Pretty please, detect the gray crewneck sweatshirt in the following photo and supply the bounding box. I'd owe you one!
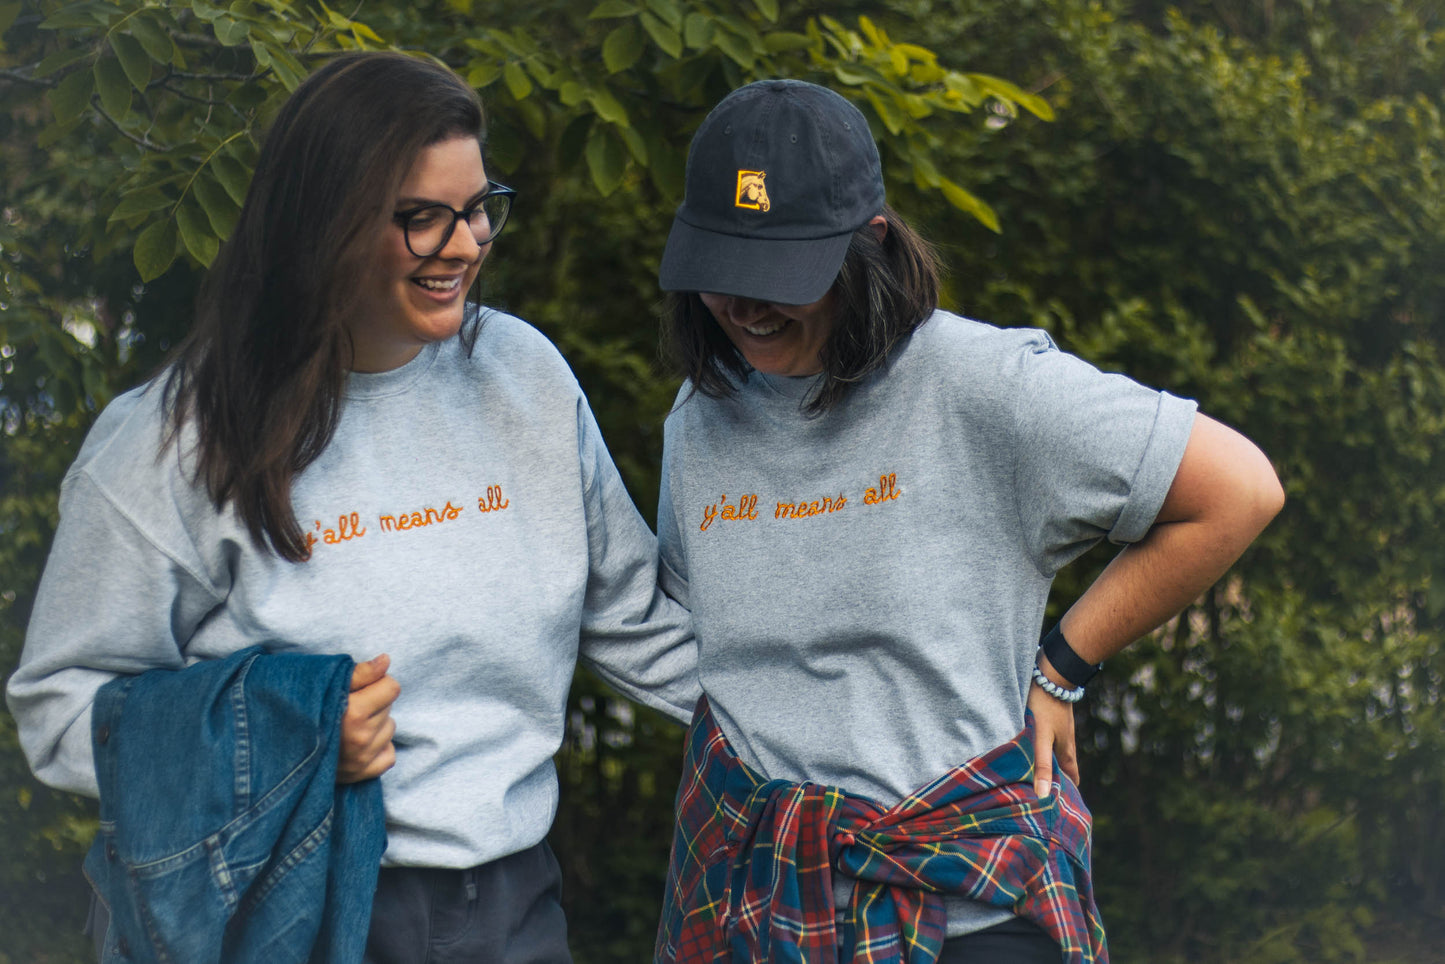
[657,311,1197,936]
[8,310,700,869]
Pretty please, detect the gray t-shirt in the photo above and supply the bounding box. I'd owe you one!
[9,311,700,869]
[657,310,1196,935]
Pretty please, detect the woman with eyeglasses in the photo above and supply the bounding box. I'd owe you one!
[8,52,697,963]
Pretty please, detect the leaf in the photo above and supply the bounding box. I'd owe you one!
[751,0,778,22]
[603,23,644,74]
[213,17,250,46]
[588,0,637,18]
[35,45,92,78]
[682,13,712,49]
[966,73,1055,121]
[0,0,21,39]
[516,96,546,139]
[210,155,252,204]
[941,73,984,109]
[639,12,681,59]
[711,29,754,69]
[40,8,101,29]
[93,56,131,116]
[50,69,95,123]
[858,14,881,46]
[938,177,999,233]
[129,12,177,62]
[249,38,273,74]
[585,124,628,195]
[176,200,220,265]
[467,61,501,88]
[107,188,173,224]
[863,88,904,136]
[193,172,239,238]
[762,31,811,54]
[558,81,586,107]
[351,20,383,43]
[503,62,532,100]
[586,86,628,126]
[619,124,647,165]
[644,0,682,30]
[831,63,878,87]
[266,45,306,90]
[191,0,226,21]
[907,149,940,189]
[109,32,150,92]
[134,217,178,281]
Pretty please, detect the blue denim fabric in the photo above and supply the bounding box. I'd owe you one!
[83,645,387,964]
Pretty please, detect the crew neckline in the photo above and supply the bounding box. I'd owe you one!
[345,340,441,399]
[754,369,824,402]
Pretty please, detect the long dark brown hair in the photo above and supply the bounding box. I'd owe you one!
[663,205,941,415]
[163,52,485,562]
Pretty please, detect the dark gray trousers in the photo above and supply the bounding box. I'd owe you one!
[364,841,572,964]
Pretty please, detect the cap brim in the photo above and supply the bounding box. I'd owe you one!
[658,217,853,306]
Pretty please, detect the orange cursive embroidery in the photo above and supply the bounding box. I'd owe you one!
[700,493,759,531]
[863,473,900,505]
[303,511,367,558]
[477,485,510,513]
[774,493,847,520]
[379,500,465,532]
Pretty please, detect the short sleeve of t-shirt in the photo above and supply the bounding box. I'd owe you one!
[1006,332,1197,574]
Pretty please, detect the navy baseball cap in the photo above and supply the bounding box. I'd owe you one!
[658,79,885,306]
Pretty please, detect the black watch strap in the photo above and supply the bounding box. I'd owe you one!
[1040,623,1102,688]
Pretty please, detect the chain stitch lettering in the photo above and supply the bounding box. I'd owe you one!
[477,485,510,513]
[863,472,900,506]
[700,493,759,532]
[774,493,848,520]
[379,500,465,532]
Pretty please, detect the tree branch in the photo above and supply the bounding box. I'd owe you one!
[0,67,55,89]
[161,67,261,83]
[90,96,170,152]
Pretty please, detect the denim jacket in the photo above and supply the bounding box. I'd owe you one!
[84,645,387,963]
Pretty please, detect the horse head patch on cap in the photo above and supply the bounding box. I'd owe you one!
[735,170,770,212]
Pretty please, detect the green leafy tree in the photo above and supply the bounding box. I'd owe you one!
[887,0,1444,960]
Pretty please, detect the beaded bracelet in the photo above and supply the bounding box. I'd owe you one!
[1031,664,1086,704]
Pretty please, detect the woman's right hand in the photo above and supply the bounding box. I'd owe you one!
[338,654,401,783]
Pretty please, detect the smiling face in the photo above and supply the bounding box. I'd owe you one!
[347,135,490,372]
[699,290,837,377]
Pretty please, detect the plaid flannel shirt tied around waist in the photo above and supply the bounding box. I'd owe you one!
[654,697,1108,964]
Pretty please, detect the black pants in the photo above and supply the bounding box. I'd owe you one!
[936,916,1060,963]
[365,842,572,964]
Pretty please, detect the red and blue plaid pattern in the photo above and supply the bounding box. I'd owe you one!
[655,697,1108,964]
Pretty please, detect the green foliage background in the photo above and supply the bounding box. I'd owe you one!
[1,0,1442,961]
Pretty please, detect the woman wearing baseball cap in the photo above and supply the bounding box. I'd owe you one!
[652,79,1283,963]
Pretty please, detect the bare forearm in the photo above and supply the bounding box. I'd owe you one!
[1047,413,1284,671]
[1058,517,1256,663]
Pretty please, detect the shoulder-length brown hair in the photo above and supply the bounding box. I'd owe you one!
[163,52,485,562]
[663,205,941,415]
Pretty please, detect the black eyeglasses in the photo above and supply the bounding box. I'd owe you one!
[392,183,516,258]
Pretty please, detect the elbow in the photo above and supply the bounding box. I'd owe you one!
[1241,452,1286,537]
